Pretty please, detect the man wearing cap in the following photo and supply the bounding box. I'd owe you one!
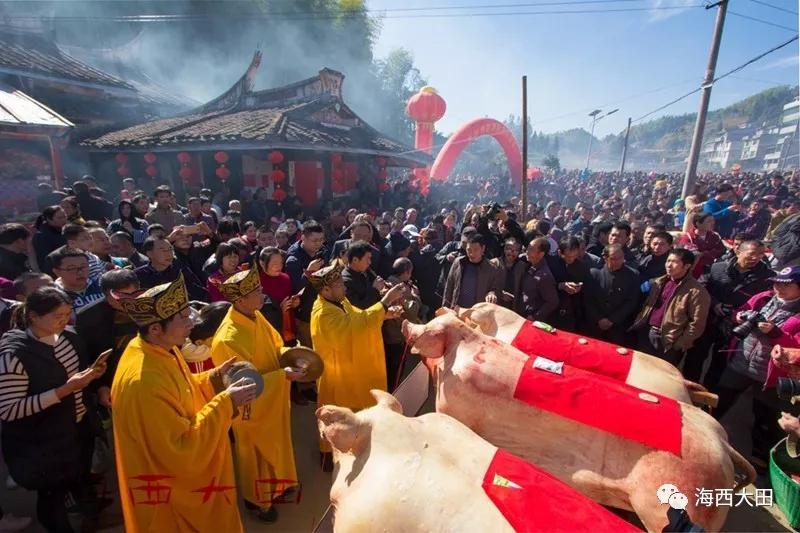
[112,275,256,533]
[210,268,305,523]
[713,265,800,466]
[310,264,405,469]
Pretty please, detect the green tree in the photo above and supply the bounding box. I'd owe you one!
[372,48,427,144]
[542,153,560,172]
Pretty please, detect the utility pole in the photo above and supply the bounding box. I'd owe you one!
[682,0,728,198]
[521,76,528,221]
[619,117,632,174]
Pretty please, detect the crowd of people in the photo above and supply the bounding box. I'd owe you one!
[0,166,797,531]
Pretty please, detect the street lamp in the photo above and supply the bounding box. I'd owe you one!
[585,108,619,170]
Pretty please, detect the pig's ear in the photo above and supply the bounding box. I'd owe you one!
[435,307,455,317]
[316,405,367,453]
[371,389,403,414]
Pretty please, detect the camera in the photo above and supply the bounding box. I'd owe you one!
[776,377,800,401]
[732,311,765,339]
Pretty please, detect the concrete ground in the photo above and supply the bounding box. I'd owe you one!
[0,366,796,532]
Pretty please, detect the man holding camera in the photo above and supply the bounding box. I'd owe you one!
[686,240,774,386]
[713,266,800,466]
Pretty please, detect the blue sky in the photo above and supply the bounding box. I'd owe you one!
[369,0,799,137]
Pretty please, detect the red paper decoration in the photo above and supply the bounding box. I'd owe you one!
[177,152,191,164]
[268,151,284,165]
[273,188,287,202]
[179,167,193,181]
[117,166,130,177]
[215,167,231,181]
[214,151,229,164]
[378,168,388,180]
[270,170,286,183]
[331,169,344,181]
[144,152,157,164]
[145,165,158,177]
[331,153,343,164]
[115,153,128,164]
[379,182,389,193]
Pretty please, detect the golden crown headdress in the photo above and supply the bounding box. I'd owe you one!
[219,268,261,302]
[308,263,343,292]
[121,274,189,327]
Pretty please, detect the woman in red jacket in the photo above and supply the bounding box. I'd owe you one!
[258,247,299,344]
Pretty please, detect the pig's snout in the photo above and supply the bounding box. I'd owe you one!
[402,320,446,359]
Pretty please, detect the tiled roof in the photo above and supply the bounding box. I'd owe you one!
[82,60,425,162]
[0,81,73,128]
[0,29,133,90]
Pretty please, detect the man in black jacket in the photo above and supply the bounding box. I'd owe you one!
[637,231,673,281]
[75,269,140,410]
[686,240,774,386]
[547,236,590,332]
[436,226,476,297]
[411,229,442,319]
[583,244,641,345]
[284,221,326,348]
[342,241,382,309]
[0,224,31,282]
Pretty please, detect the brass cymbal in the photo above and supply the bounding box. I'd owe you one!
[279,346,324,382]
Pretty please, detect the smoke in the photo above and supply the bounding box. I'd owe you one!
[2,0,406,139]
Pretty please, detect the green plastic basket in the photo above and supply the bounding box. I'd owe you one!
[769,438,800,529]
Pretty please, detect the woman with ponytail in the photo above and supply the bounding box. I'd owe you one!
[0,287,106,532]
[31,206,67,273]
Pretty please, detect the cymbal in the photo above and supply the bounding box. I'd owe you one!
[225,361,265,398]
[279,346,324,382]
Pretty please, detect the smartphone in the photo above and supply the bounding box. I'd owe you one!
[92,349,112,369]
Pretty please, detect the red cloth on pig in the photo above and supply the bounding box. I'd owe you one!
[513,357,682,456]
[482,448,640,532]
[511,320,632,382]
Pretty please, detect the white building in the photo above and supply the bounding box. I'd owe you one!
[701,125,754,169]
[763,98,799,172]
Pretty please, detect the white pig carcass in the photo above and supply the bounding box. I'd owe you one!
[402,313,756,532]
[450,302,710,404]
[317,390,641,532]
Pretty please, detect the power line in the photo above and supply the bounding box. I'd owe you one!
[633,34,799,122]
[747,0,798,16]
[1,3,706,22]
[727,10,798,32]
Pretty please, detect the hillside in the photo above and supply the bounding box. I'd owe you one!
[506,85,798,171]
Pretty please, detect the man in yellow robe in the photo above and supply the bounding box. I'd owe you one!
[309,264,405,466]
[112,274,257,533]
[210,268,305,523]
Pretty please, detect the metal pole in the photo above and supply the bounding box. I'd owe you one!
[619,117,632,174]
[585,116,597,170]
[521,76,528,221]
[682,0,728,198]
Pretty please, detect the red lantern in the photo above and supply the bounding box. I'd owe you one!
[115,153,128,164]
[179,167,193,181]
[268,151,284,165]
[145,165,158,177]
[331,153,343,164]
[379,182,389,193]
[331,169,344,180]
[376,157,387,167]
[331,180,345,194]
[214,151,229,164]
[177,152,191,164]
[270,170,286,183]
[273,188,287,202]
[116,166,130,177]
[406,87,447,124]
[144,152,157,164]
[378,168,388,180]
[215,167,231,181]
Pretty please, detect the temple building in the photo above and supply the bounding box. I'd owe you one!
[82,52,428,206]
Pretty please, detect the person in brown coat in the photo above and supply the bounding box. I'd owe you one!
[442,233,502,309]
[630,248,711,367]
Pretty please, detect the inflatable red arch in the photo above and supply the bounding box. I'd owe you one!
[430,118,523,187]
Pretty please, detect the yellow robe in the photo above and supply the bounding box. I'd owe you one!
[111,336,242,533]
[311,297,386,450]
[210,308,297,508]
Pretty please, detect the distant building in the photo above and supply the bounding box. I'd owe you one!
[701,125,754,170]
[739,123,778,171]
[763,98,799,172]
